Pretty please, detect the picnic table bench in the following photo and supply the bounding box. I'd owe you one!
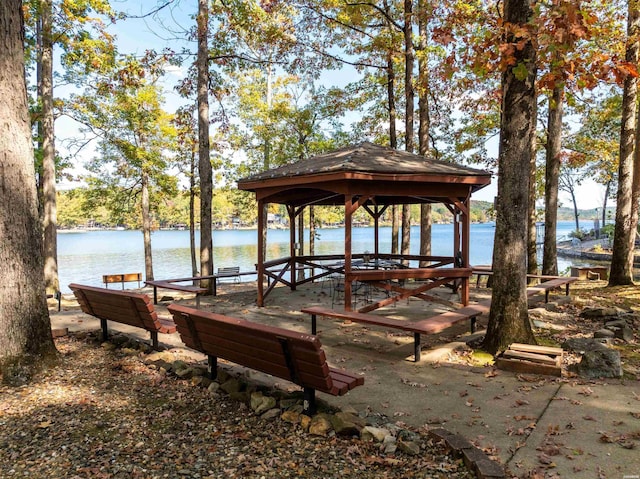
[145,279,208,307]
[146,269,257,306]
[526,277,578,302]
[167,304,364,415]
[473,269,578,302]
[69,283,176,350]
[301,304,484,362]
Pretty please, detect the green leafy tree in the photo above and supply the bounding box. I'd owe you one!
[68,53,178,280]
[24,0,116,295]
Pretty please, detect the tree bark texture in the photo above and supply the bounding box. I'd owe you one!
[400,0,414,262]
[418,4,432,267]
[385,0,399,255]
[0,0,56,370]
[197,0,214,293]
[542,85,564,276]
[483,0,537,354]
[610,0,639,286]
[527,99,538,279]
[141,170,154,281]
[189,150,198,281]
[39,0,59,295]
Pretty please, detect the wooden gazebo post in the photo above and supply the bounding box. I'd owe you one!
[344,195,354,311]
[288,205,297,291]
[257,199,266,307]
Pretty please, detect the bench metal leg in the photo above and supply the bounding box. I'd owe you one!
[100,318,109,342]
[545,290,550,303]
[470,316,477,333]
[196,294,201,309]
[303,387,317,416]
[150,331,159,350]
[55,291,61,312]
[153,286,158,305]
[565,285,570,296]
[207,355,218,380]
[311,314,317,335]
[414,333,421,362]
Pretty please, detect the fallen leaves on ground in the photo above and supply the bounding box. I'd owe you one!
[0,336,473,479]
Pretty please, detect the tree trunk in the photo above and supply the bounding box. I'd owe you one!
[385,0,399,256]
[571,188,580,233]
[40,0,59,295]
[401,0,414,263]
[391,206,399,254]
[197,0,214,292]
[0,0,57,375]
[309,206,315,258]
[610,0,639,286]
[189,150,198,281]
[542,85,564,276]
[602,181,610,227]
[141,170,154,281]
[527,97,538,279]
[483,0,537,354]
[418,0,432,267]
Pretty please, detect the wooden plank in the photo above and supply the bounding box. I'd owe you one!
[503,350,559,365]
[495,358,562,377]
[509,343,563,356]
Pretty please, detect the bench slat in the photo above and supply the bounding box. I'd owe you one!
[168,304,363,409]
[174,321,331,372]
[75,297,159,332]
[69,283,175,349]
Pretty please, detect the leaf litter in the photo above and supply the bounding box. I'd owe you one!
[0,335,474,479]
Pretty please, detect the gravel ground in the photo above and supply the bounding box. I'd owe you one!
[0,334,473,479]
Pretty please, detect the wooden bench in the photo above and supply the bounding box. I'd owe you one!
[69,283,176,350]
[301,305,483,362]
[167,304,364,415]
[103,273,142,289]
[526,277,578,303]
[145,279,208,307]
[216,266,241,284]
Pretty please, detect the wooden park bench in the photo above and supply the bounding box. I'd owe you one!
[69,283,176,350]
[167,304,364,415]
[526,277,578,303]
[301,304,485,362]
[102,272,142,289]
[216,266,241,284]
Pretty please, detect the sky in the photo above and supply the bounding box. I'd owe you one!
[54,0,609,212]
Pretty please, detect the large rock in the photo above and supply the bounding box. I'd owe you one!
[562,338,609,353]
[361,426,390,443]
[579,307,620,319]
[250,392,277,415]
[572,349,623,379]
[309,415,332,436]
[220,378,243,394]
[330,412,366,437]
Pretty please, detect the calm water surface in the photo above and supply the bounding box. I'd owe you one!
[57,221,597,293]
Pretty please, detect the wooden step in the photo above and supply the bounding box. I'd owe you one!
[496,342,564,377]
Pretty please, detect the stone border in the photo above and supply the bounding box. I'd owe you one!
[427,428,506,479]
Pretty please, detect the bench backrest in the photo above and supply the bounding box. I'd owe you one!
[103,273,142,284]
[167,304,335,393]
[218,266,240,274]
[69,283,162,332]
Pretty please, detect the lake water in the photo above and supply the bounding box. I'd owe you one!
[57,221,597,293]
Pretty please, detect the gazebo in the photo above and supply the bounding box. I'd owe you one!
[237,142,492,311]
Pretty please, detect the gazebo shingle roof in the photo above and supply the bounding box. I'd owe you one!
[240,142,491,182]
